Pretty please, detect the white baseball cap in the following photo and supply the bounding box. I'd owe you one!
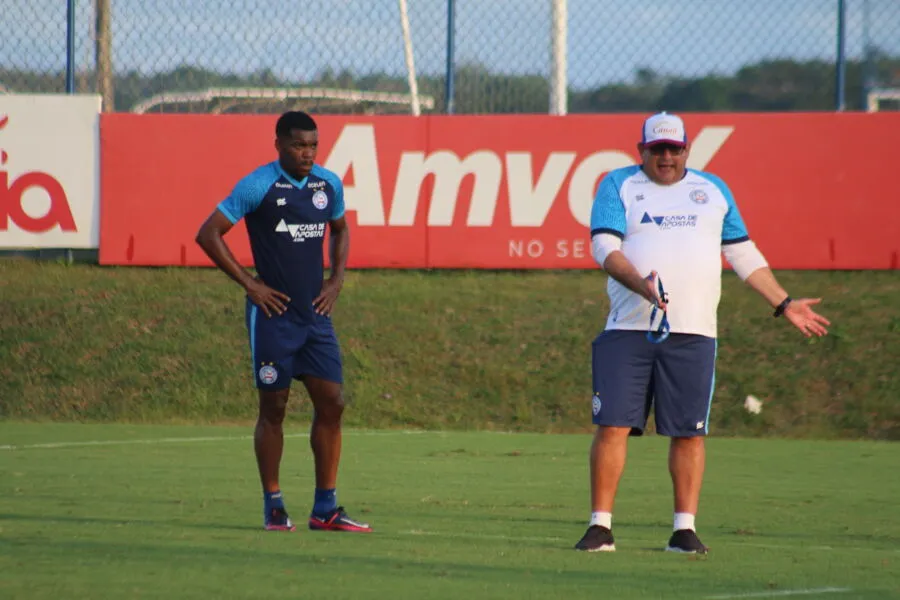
[641,112,687,147]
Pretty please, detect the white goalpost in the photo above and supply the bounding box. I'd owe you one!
[130,87,434,114]
[130,2,429,115]
[867,88,900,112]
[398,0,422,116]
[550,0,568,115]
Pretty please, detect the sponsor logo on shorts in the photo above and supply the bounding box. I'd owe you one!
[259,364,278,385]
[696,421,705,430]
[592,394,602,416]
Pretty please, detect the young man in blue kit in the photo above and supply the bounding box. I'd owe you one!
[196,111,371,533]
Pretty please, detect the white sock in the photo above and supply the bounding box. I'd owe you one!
[589,511,612,529]
[674,512,695,532]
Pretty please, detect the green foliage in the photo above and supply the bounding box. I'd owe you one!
[3,54,899,113]
[1,260,897,439]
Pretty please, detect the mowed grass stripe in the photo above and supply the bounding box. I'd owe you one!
[1,423,898,599]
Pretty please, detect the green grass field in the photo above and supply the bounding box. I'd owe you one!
[1,260,899,439]
[1,423,898,599]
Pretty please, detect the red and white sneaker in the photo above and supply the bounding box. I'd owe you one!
[308,506,372,533]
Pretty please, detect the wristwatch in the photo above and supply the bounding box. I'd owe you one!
[773,296,792,318]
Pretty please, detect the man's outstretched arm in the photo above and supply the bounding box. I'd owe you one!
[742,266,830,338]
[721,240,830,337]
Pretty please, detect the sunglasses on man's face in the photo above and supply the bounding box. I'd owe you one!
[647,144,686,156]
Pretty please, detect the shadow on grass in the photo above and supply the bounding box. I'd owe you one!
[0,512,259,532]
[0,528,724,588]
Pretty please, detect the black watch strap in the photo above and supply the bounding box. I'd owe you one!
[773,296,792,318]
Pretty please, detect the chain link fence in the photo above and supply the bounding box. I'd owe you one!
[2,0,899,113]
[1,0,95,95]
[568,0,900,112]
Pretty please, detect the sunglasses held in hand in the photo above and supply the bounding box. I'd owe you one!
[647,274,670,344]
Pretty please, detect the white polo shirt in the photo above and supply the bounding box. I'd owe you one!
[590,165,751,339]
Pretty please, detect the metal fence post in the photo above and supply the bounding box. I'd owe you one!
[445,0,456,114]
[66,0,75,93]
[862,0,875,110]
[96,0,114,111]
[835,0,847,111]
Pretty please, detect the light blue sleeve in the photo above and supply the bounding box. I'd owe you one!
[330,178,345,220]
[589,171,628,238]
[703,171,749,244]
[216,167,275,224]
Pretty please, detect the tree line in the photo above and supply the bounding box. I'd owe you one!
[2,54,898,114]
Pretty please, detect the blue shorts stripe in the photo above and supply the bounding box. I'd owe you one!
[703,339,718,434]
[249,303,258,371]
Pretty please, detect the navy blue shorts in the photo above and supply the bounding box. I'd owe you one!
[245,299,343,389]
[591,330,716,437]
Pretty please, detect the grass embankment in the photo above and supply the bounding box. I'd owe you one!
[1,260,897,439]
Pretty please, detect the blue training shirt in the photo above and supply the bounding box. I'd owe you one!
[218,161,345,324]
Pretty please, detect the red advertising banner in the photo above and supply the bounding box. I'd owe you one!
[100,113,900,269]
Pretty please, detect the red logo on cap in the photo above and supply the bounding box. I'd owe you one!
[653,125,679,136]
